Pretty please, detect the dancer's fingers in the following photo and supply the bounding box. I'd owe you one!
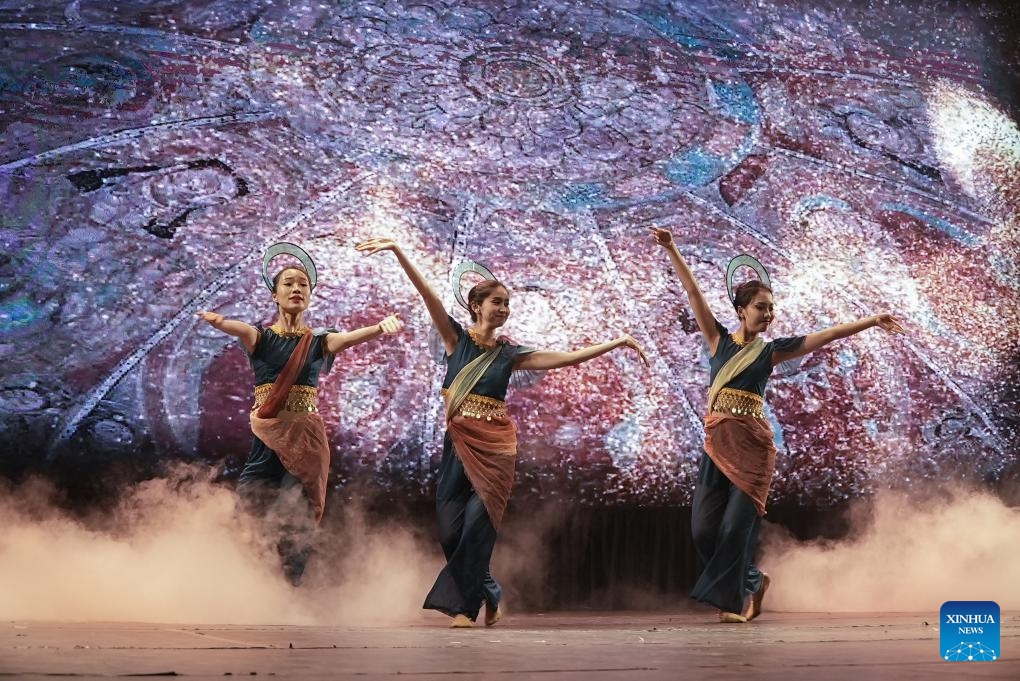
[355,237,391,253]
[877,314,905,335]
[197,310,221,324]
[380,314,403,333]
[649,226,673,245]
[633,342,650,367]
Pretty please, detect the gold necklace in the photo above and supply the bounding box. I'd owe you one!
[732,332,749,347]
[272,323,309,337]
[467,327,497,349]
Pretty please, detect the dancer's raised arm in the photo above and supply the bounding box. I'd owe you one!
[515,334,649,371]
[197,311,259,353]
[773,313,904,365]
[651,227,721,353]
[356,237,459,354]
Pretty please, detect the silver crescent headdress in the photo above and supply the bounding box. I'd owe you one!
[726,254,771,306]
[262,242,318,291]
[451,260,497,310]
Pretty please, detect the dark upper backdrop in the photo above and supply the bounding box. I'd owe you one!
[2,0,1018,509]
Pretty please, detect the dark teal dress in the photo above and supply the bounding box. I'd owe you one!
[236,325,335,586]
[690,319,804,614]
[423,316,532,620]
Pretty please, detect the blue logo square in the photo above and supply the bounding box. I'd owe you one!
[941,601,1000,661]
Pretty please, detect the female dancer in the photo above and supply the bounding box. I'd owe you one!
[651,227,903,622]
[356,237,648,627]
[198,243,403,584]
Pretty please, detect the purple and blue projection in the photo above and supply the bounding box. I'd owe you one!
[1,1,1018,506]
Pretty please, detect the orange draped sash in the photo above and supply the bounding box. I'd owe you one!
[703,414,776,516]
[443,345,519,531]
[248,331,331,522]
[446,413,518,531]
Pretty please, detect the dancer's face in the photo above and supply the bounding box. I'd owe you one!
[272,268,312,315]
[472,286,510,328]
[738,290,775,332]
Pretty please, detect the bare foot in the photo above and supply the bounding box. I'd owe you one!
[450,614,473,628]
[485,602,503,627]
[743,573,771,621]
[719,610,748,623]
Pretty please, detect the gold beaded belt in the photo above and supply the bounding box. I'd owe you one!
[712,387,766,418]
[443,389,508,421]
[253,384,318,413]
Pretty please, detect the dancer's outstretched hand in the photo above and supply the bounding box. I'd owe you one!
[378,314,404,335]
[874,314,905,335]
[197,310,224,327]
[616,334,650,367]
[650,226,674,248]
[356,237,400,256]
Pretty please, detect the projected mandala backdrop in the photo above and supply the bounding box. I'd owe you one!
[0,1,1017,506]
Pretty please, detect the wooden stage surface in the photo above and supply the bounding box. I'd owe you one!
[3,611,1017,680]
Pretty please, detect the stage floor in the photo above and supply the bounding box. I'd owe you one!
[3,612,1017,680]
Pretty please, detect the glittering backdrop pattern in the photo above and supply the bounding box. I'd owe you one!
[1,0,1017,507]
